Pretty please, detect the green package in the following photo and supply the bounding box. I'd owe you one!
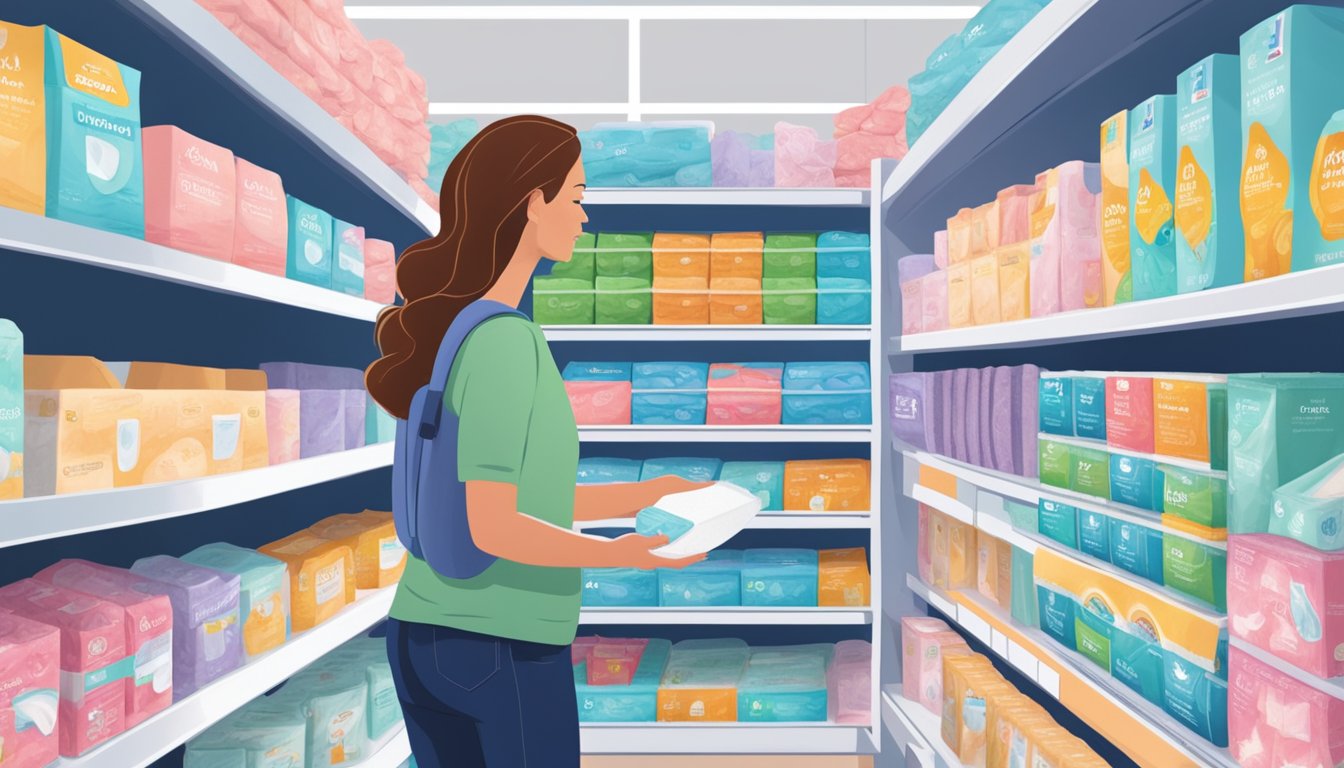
[1208,384,1228,472]
[1009,546,1038,627]
[762,277,816,324]
[595,277,651,324]
[763,233,818,279]
[532,276,594,325]
[1162,533,1227,611]
[1160,465,1227,528]
[1039,438,1073,489]
[1075,597,1115,671]
[596,232,653,280]
[551,232,596,281]
[1038,499,1079,548]
[1071,444,1111,499]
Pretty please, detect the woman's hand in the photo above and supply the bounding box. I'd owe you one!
[604,533,707,570]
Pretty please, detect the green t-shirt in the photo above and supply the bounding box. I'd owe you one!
[389,315,581,645]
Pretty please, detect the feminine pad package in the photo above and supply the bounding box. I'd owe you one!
[639,457,721,483]
[332,219,366,298]
[1106,374,1155,454]
[1175,54,1244,293]
[920,270,949,332]
[533,275,594,325]
[0,319,21,500]
[595,232,653,280]
[363,238,396,305]
[890,372,935,451]
[997,242,1030,321]
[259,533,355,633]
[741,549,819,606]
[1037,498,1079,548]
[554,233,596,281]
[901,617,970,714]
[179,543,289,659]
[184,704,305,768]
[817,277,871,324]
[707,363,782,425]
[1029,161,1102,315]
[280,664,370,768]
[581,124,710,187]
[828,640,873,725]
[817,231,871,281]
[781,362,871,425]
[0,22,46,217]
[259,362,363,457]
[1129,95,1178,300]
[267,389,300,464]
[1074,374,1107,441]
[286,195,333,288]
[710,231,764,279]
[142,125,236,261]
[1228,644,1344,768]
[0,612,59,768]
[129,556,242,701]
[658,550,742,607]
[1154,375,1228,468]
[1269,452,1344,551]
[562,362,632,425]
[574,638,671,722]
[652,233,709,281]
[1038,373,1074,436]
[365,395,394,447]
[581,568,658,607]
[783,459,869,511]
[635,482,761,558]
[657,639,750,722]
[1109,452,1164,512]
[763,233,817,279]
[1101,110,1132,305]
[631,362,708,425]
[45,28,145,238]
[1162,463,1228,529]
[762,277,816,325]
[319,634,400,743]
[577,457,642,485]
[708,277,761,324]
[819,547,870,607]
[737,646,829,722]
[308,511,406,590]
[718,461,784,511]
[1162,517,1228,611]
[1228,533,1344,679]
[1080,506,1112,561]
[232,158,287,275]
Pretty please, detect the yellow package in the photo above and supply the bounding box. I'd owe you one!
[995,243,1030,321]
[308,510,407,589]
[947,516,975,590]
[818,547,870,606]
[1100,110,1131,305]
[986,698,1041,768]
[972,201,998,257]
[708,277,762,324]
[0,22,46,215]
[260,533,355,632]
[960,673,1016,768]
[656,687,738,722]
[653,233,710,280]
[947,261,972,328]
[653,277,709,324]
[1152,376,1221,464]
[23,356,137,496]
[970,254,1002,326]
[125,361,226,390]
[948,208,974,264]
[976,531,1013,609]
[1030,734,1099,768]
[709,231,763,279]
[783,459,869,511]
[940,655,997,759]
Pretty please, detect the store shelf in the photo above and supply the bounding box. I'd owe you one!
[576,512,873,531]
[579,425,873,443]
[60,587,395,768]
[580,723,875,755]
[893,262,1344,353]
[582,188,870,207]
[880,688,959,768]
[579,607,872,625]
[362,728,412,768]
[544,325,872,342]
[1230,637,1344,700]
[0,208,385,321]
[0,444,394,550]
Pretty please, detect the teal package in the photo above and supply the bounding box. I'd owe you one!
[1129,94,1178,301]
[365,394,395,445]
[331,219,365,297]
[285,196,332,287]
[1074,595,1115,672]
[737,657,828,722]
[1271,453,1344,550]
[639,457,722,482]
[1227,374,1344,535]
[1073,376,1107,441]
[816,277,871,325]
[1109,517,1165,584]
[658,550,742,606]
[1038,374,1074,436]
[1077,509,1111,561]
[1009,546,1038,627]
[44,29,144,238]
[581,567,658,606]
[719,461,785,511]
[1161,464,1227,529]
[1161,652,1229,747]
[0,320,21,499]
[816,231,871,280]
[577,457,643,484]
[1037,498,1079,548]
[1036,582,1077,649]
[1109,453,1164,512]
[1111,624,1164,707]
[1175,54,1244,293]
[741,549,819,606]
[1209,384,1228,472]
[1071,443,1111,499]
[1006,500,1038,531]
[635,506,695,542]
[1038,438,1073,489]
[1162,533,1227,611]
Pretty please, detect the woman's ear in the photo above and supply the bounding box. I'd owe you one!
[524,188,547,223]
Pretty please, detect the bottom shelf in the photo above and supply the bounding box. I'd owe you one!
[880,688,957,768]
[579,723,876,755]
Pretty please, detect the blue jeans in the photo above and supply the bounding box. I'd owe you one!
[385,618,579,768]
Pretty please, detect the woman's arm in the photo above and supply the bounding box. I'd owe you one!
[467,480,706,569]
[572,475,711,521]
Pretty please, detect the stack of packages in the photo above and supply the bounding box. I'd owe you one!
[710,131,775,187]
[651,233,710,325]
[832,85,911,188]
[261,361,395,459]
[578,456,870,512]
[917,505,1040,630]
[579,123,713,188]
[195,0,433,205]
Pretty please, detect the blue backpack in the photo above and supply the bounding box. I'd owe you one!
[392,300,526,579]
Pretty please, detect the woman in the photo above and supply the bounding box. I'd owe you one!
[366,116,706,768]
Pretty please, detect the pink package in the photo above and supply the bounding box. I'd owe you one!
[901,617,970,714]
[0,612,59,768]
[775,122,837,188]
[1228,534,1344,679]
[978,368,994,471]
[587,638,649,686]
[707,364,783,426]
[266,389,300,465]
[572,636,600,666]
[934,230,949,270]
[1229,645,1344,768]
[1030,162,1102,315]
[901,276,923,336]
[33,561,173,729]
[966,368,983,467]
[1105,375,1155,454]
[565,381,632,425]
[951,369,969,462]
[1016,365,1040,477]
[364,238,397,304]
[918,504,932,583]
[828,640,873,725]
[232,157,287,275]
[919,271,948,333]
[0,580,127,757]
[996,185,1038,246]
[142,126,237,262]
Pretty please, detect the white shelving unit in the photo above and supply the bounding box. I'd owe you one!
[579,607,874,625]
[580,724,876,755]
[880,687,958,768]
[361,729,413,768]
[578,425,873,443]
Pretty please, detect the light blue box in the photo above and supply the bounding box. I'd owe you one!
[631,362,708,425]
[658,550,742,607]
[1161,651,1228,747]
[1038,499,1078,549]
[562,362,632,382]
[816,231,871,280]
[1109,453,1165,512]
[1073,376,1107,441]
[286,196,332,288]
[365,394,395,445]
[719,461,785,511]
[575,639,671,722]
[1109,517,1165,584]
[1129,94,1178,301]
[1039,374,1074,436]
[741,549,818,606]
[1175,54,1244,293]
[816,277,872,325]
[1111,624,1164,707]
[1010,546,1038,627]
[737,649,829,722]
[581,568,658,606]
[1078,509,1111,561]
[580,125,711,188]
[1036,582,1077,649]
[781,362,871,425]
[639,457,721,483]
[577,457,643,485]
[332,219,365,297]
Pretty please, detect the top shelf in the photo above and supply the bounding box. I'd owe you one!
[582,188,870,207]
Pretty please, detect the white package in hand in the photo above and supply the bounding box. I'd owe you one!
[635,482,762,558]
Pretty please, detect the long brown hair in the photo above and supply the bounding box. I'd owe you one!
[366,115,581,418]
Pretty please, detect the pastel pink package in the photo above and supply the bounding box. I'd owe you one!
[966,368,983,467]
[0,612,60,768]
[775,122,837,188]
[918,271,948,333]
[901,617,969,714]
[364,238,397,304]
[1229,645,1344,768]
[231,157,287,275]
[1105,375,1155,454]
[934,230,949,270]
[707,363,783,425]
[828,639,873,725]
[33,560,174,729]
[565,381,632,425]
[1058,162,1103,312]
[0,580,128,757]
[587,638,649,686]
[901,276,923,335]
[995,185,1038,245]
[266,389,301,465]
[142,126,237,262]
[1228,534,1344,680]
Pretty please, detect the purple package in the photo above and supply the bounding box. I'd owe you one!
[1017,365,1040,478]
[128,556,242,701]
[259,362,364,391]
[937,371,953,459]
[342,390,366,450]
[897,254,937,286]
[966,368,982,467]
[991,367,1015,472]
[978,368,994,470]
[950,369,969,461]
[301,389,347,458]
[750,148,775,187]
[889,373,934,451]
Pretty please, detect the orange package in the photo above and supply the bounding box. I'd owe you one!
[819,547,870,606]
[709,231,763,279]
[653,277,710,324]
[976,530,1013,609]
[972,201,998,257]
[940,655,999,759]
[970,254,1002,326]
[1152,376,1219,463]
[783,459,870,511]
[947,261,972,328]
[930,510,976,590]
[24,355,138,496]
[653,232,710,280]
[260,532,355,632]
[308,510,407,589]
[709,277,762,324]
[996,242,1030,321]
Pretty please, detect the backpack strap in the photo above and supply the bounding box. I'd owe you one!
[418,300,527,440]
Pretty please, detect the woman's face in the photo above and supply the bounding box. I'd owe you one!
[534,159,589,262]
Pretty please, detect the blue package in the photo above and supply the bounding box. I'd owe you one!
[563,362,632,382]
[736,649,829,722]
[1073,376,1107,440]
[1112,620,1165,707]
[631,362,709,425]
[1109,517,1165,584]
[575,639,671,722]
[635,505,694,542]
[581,568,658,606]
[719,461,785,511]
[1038,499,1079,549]
[816,231,871,281]
[580,124,712,187]
[286,196,333,288]
[816,278,872,325]
[658,550,742,606]
[577,457,644,485]
[639,457,722,483]
[1036,582,1078,648]
[781,362,871,425]
[1161,651,1229,747]
[1038,374,1074,436]
[1109,454,1165,512]
[741,549,819,606]
[1077,509,1111,561]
